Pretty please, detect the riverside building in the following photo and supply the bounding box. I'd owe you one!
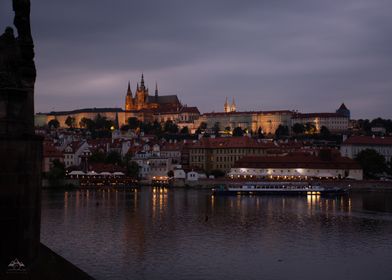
[229,152,363,180]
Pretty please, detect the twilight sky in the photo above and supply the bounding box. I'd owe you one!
[1,0,391,119]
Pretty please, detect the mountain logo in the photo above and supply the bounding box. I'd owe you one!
[7,258,26,272]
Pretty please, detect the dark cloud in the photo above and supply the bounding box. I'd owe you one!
[1,0,392,118]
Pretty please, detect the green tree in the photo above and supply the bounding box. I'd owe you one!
[232,127,244,137]
[89,151,106,163]
[180,126,189,134]
[198,122,207,131]
[47,159,66,187]
[292,123,305,134]
[48,119,60,129]
[275,125,289,138]
[355,149,387,178]
[65,116,76,128]
[167,170,174,178]
[163,120,178,134]
[320,126,331,139]
[128,117,140,130]
[213,122,220,135]
[305,122,316,134]
[79,117,89,128]
[357,119,371,134]
[95,114,113,130]
[257,127,264,139]
[126,161,140,178]
[106,151,122,165]
[84,118,96,131]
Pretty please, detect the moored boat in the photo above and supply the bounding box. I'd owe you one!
[212,182,348,196]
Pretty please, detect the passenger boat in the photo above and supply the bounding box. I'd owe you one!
[212,182,348,196]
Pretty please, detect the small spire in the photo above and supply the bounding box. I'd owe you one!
[136,83,139,91]
[140,73,145,89]
[155,82,158,97]
[224,97,229,113]
[127,81,132,95]
[231,97,236,112]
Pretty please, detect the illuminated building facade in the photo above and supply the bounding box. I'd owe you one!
[229,153,363,180]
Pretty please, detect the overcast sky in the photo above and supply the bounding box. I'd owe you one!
[1,0,391,119]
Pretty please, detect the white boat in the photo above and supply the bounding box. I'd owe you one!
[212,182,346,195]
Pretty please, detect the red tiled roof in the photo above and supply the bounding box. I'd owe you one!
[180,107,200,114]
[234,152,360,169]
[202,110,293,117]
[43,143,63,158]
[188,137,276,149]
[342,136,392,146]
[293,113,347,119]
[89,163,126,173]
[65,141,84,153]
[161,142,183,151]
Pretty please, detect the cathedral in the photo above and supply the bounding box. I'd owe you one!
[224,97,236,113]
[125,74,182,112]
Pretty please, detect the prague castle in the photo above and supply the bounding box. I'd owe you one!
[35,74,200,128]
[125,74,181,112]
[35,74,350,134]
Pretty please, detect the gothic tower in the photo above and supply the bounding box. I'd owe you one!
[125,81,133,111]
[230,97,236,112]
[224,97,229,113]
[135,74,148,110]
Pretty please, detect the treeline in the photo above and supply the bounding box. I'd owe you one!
[356,118,392,134]
[48,114,116,138]
[121,117,189,135]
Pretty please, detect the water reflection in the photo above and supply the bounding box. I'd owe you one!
[41,188,392,280]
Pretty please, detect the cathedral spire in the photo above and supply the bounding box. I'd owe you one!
[127,81,132,97]
[155,82,158,98]
[231,97,236,112]
[224,97,229,113]
[140,73,145,89]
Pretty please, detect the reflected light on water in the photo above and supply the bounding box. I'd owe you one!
[307,194,320,214]
[42,188,392,280]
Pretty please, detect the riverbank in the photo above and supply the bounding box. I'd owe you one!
[170,178,392,192]
[42,178,392,192]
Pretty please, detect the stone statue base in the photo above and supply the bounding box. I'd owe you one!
[0,88,34,136]
[0,134,42,276]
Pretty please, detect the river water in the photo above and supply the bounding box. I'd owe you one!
[41,187,392,280]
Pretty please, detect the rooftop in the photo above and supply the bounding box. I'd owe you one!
[342,136,392,146]
[203,110,293,117]
[189,137,279,149]
[234,152,361,169]
[293,113,348,119]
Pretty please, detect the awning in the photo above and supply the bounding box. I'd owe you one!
[69,171,85,175]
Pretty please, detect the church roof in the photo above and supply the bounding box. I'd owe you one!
[180,106,200,114]
[293,112,347,119]
[46,108,123,116]
[337,103,349,111]
[147,95,180,104]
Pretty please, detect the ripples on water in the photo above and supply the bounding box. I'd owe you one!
[41,188,392,280]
